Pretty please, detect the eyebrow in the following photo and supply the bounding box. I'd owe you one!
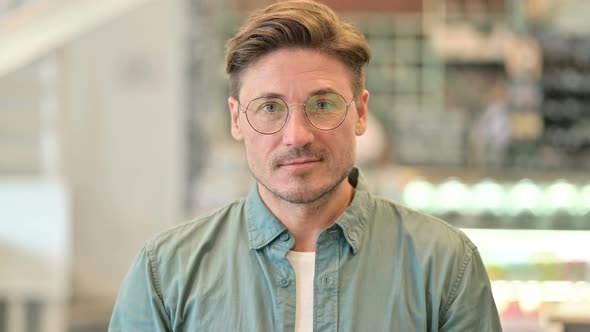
[254,88,341,100]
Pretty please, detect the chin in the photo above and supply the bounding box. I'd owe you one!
[266,178,342,205]
[275,189,325,204]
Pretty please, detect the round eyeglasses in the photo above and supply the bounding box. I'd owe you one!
[238,92,355,135]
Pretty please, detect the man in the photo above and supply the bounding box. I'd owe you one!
[109,1,502,331]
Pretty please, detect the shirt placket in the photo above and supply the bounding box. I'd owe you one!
[314,227,341,332]
[267,231,297,332]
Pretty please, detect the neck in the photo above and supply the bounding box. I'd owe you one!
[259,179,355,252]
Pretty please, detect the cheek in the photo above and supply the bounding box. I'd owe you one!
[320,131,355,157]
[243,135,272,165]
[336,126,359,156]
[340,121,360,143]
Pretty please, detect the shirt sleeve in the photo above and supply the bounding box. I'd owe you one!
[439,246,503,332]
[109,245,173,332]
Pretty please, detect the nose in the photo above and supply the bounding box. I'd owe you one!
[281,104,315,147]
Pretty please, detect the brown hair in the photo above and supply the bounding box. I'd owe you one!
[225,0,371,98]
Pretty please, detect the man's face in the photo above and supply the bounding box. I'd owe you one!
[228,49,369,204]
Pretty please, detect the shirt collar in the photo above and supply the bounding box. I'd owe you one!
[245,183,287,250]
[245,167,372,254]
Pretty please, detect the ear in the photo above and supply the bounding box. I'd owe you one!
[228,96,244,141]
[354,89,369,136]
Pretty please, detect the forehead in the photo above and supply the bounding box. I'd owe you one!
[239,48,354,100]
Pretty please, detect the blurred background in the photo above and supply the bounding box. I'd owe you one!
[0,0,588,331]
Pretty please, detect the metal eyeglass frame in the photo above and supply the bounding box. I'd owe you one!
[237,92,355,135]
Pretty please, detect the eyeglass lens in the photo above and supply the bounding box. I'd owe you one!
[244,93,349,134]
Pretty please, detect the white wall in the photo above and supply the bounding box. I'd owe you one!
[59,0,186,314]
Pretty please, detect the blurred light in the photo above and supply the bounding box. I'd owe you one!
[436,179,469,213]
[492,280,590,304]
[402,179,435,211]
[507,179,543,215]
[544,180,577,214]
[470,179,505,215]
[518,281,542,313]
[404,178,589,217]
[575,184,590,215]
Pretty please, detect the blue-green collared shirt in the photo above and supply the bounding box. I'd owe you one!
[109,169,501,331]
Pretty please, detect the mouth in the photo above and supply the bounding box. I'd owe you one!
[278,158,322,170]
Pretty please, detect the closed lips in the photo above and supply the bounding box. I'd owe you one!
[280,159,321,166]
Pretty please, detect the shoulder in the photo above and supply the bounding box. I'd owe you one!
[144,198,247,261]
[117,199,249,323]
[367,193,487,304]
[367,192,477,258]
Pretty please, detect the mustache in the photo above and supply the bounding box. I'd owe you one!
[272,146,325,166]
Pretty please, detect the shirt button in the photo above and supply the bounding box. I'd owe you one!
[280,278,290,287]
[280,233,290,242]
[321,275,335,287]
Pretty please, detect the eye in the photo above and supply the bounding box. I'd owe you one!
[312,98,338,112]
[262,103,279,113]
[316,101,330,110]
[254,100,284,114]
[307,93,344,113]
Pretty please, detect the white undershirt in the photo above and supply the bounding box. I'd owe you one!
[286,251,316,332]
